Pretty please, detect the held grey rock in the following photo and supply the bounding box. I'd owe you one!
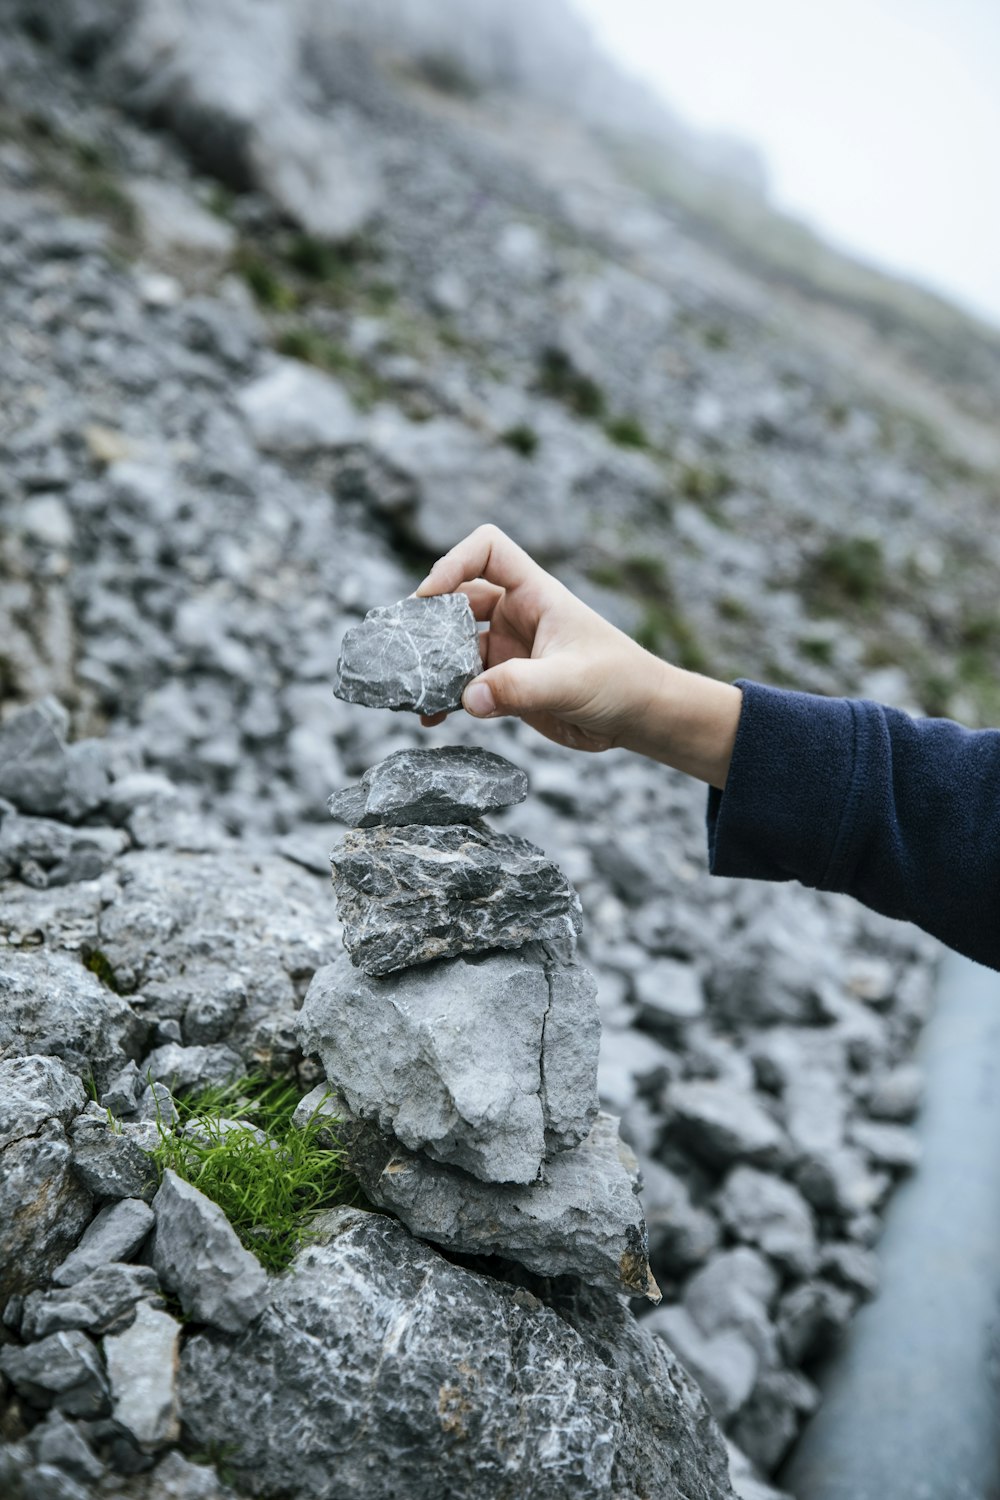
[298,949,599,1183]
[152,1169,267,1333]
[333,594,481,715]
[104,1299,182,1452]
[344,1109,660,1300]
[328,745,529,827]
[179,1208,728,1500]
[331,822,583,975]
[53,1197,155,1285]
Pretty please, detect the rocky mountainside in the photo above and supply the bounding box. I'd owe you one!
[0,2,996,1498]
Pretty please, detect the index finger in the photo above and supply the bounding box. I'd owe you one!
[415,524,547,599]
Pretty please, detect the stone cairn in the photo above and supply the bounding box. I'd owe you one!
[299,594,660,1300]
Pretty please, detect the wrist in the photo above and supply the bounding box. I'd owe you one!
[617,653,742,789]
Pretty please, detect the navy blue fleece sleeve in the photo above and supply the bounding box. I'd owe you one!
[707,680,1000,971]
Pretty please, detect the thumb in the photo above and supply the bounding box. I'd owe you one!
[462,657,566,720]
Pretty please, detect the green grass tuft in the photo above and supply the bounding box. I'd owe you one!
[234,249,297,311]
[500,424,539,458]
[537,348,606,420]
[810,535,885,609]
[151,1077,358,1274]
[605,415,649,450]
[83,948,121,992]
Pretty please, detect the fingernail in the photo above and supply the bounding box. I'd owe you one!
[464,681,495,717]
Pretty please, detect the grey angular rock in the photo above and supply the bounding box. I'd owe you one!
[366,410,586,559]
[328,745,528,827]
[647,1304,758,1423]
[716,1167,818,1278]
[141,1042,244,1095]
[0,811,127,886]
[0,948,145,1088]
[0,1055,85,1151]
[236,359,363,454]
[795,1145,889,1218]
[29,1411,104,1486]
[333,594,481,715]
[179,1208,729,1500]
[776,1280,853,1365]
[729,1369,818,1474]
[299,949,599,1183]
[666,1081,792,1171]
[331,822,582,975]
[635,957,706,1024]
[865,1062,924,1121]
[682,1250,779,1367]
[152,1170,267,1333]
[145,1452,240,1500]
[20,1262,162,1338]
[0,1330,109,1418]
[100,1060,145,1117]
[53,1197,154,1285]
[640,1158,720,1275]
[346,1109,660,1299]
[0,699,108,822]
[104,1299,181,1451]
[0,1128,93,1300]
[849,1119,921,1171]
[70,1114,159,1201]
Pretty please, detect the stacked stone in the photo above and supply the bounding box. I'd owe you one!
[299,597,660,1300]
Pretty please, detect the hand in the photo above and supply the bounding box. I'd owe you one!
[415,525,742,788]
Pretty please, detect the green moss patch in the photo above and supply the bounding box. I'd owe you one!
[151,1078,358,1273]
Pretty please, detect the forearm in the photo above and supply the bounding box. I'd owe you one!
[615,654,742,791]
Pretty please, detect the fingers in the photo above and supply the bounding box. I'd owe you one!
[415,525,546,600]
[461,579,505,621]
[462,655,568,721]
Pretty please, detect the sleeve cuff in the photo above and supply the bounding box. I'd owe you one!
[706,680,881,890]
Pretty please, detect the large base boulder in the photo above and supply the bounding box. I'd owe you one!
[180,1207,733,1500]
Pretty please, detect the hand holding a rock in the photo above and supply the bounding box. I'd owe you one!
[416,524,742,789]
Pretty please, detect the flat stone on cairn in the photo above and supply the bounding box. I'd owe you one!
[333,595,481,714]
[298,947,600,1184]
[331,822,582,976]
[328,745,528,827]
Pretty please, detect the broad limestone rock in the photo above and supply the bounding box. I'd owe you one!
[328,745,528,827]
[179,1209,728,1500]
[299,949,600,1184]
[331,822,582,975]
[333,595,481,715]
[345,1110,660,1300]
